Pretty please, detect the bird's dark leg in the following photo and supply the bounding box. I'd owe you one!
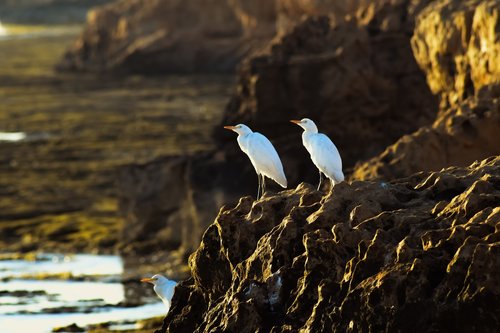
[317,172,323,191]
[257,174,262,200]
[262,175,266,197]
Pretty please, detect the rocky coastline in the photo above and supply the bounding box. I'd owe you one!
[160,156,499,332]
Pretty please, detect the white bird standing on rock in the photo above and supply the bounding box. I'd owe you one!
[290,118,344,190]
[141,274,177,312]
[224,124,287,199]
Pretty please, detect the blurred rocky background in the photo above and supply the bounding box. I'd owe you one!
[0,0,111,24]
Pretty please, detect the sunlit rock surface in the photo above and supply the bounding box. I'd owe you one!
[411,0,500,108]
[352,0,500,181]
[156,156,500,332]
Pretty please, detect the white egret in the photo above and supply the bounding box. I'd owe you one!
[224,124,287,199]
[141,274,177,312]
[290,118,344,190]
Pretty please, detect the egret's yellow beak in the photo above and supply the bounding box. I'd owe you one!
[290,120,302,124]
[224,125,237,131]
[140,277,156,284]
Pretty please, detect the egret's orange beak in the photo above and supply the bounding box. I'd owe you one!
[141,277,156,284]
[290,120,302,124]
[224,125,237,131]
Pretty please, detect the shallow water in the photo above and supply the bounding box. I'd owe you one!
[0,23,81,41]
[0,254,167,333]
[0,132,26,142]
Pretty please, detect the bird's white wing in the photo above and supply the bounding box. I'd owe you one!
[245,133,287,188]
[308,133,344,183]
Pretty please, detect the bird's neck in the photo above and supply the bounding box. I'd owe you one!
[303,127,318,134]
[302,131,317,141]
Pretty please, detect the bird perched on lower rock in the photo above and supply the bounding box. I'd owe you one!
[141,274,177,311]
[224,124,287,199]
[290,118,344,190]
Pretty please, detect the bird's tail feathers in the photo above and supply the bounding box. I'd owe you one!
[273,172,288,188]
[330,169,345,185]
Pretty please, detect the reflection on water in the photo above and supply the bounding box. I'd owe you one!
[0,254,168,333]
[0,21,6,36]
[0,254,122,279]
[0,132,26,142]
[0,303,165,333]
[0,23,81,41]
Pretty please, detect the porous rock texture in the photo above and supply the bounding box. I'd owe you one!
[411,0,500,108]
[352,0,500,181]
[158,156,500,333]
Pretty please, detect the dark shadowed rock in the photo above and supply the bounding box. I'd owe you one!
[216,14,437,174]
[118,152,257,273]
[352,93,500,180]
[156,156,500,333]
[52,323,84,333]
[57,0,276,73]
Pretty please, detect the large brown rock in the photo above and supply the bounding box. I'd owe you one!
[57,0,276,73]
[58,0,433,73]
[352,93,500,180]
[411,0,500,107]
[117,0,439,267]
[157,157,500,332]
[217,13,437,174]
[352,0,500,181]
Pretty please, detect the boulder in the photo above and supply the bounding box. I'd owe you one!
[158,156,500,332]
[352,0,500,180]
[57,0,276,73]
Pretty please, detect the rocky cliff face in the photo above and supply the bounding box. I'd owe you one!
[158,156,500,332]
[57,0,276,73]
[352,0,500,180]
[118,0,442,262]
[58,0,434,73]
[217,14,437,173]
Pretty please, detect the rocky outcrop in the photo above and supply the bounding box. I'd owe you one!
[57,0,276,73]
[58,0,434,74]
[352,0,500,180]
[217,13,437,172]
[118,1,439,265]
[352,93,500,180]
[411,0,500,108]
[117,0,498,278]
[158,156,500,332]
